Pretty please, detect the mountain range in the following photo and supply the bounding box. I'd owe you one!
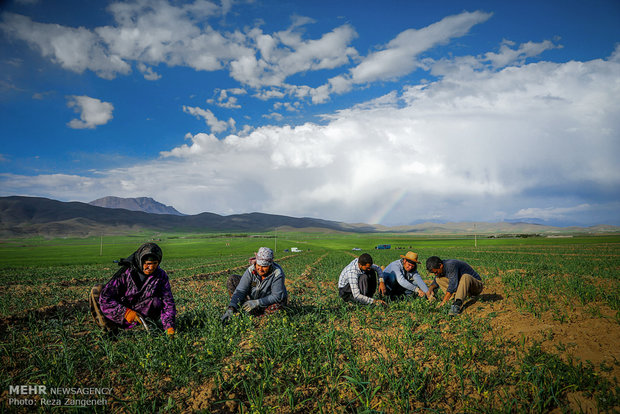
[0,195,618,237]
[89,196,184,215]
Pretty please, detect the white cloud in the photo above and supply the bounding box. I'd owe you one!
[66,96,114,129]
[350,11,491,84]
[484,39,560,68]
[2,18,619,226]
[229,22,358,88]
[0,2,251,79]
[308,11,493,103]
[0,13,130,79]
[1,4,493,110]
[137,62,162,80]
[183,105,234,133]
[207,87,247,108]
[514,204,592,221]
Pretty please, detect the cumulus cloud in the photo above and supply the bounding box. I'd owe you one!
[0,13,130,79]
[1,9,619,226]
[1,4,497,108]
[66,95,114,129]
[0,1,250,79]
[5,50,615,225]
[229,23,358,88]
[305,11,493,103]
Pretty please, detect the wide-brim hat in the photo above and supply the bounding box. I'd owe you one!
[400,251,421,264]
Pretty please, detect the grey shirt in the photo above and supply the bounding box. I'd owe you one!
[229,262,288,310]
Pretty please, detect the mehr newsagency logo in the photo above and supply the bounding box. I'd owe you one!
[8,385,112,407]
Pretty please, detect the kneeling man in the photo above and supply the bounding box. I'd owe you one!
[338,253,387,306]
[426,256,483,315]
[221,247,288,324]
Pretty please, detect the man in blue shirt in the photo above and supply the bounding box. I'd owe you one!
[426,256,483,315]
[382,251,433,300]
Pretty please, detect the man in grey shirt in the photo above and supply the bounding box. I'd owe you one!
[426,256,483,315]
[221,247,288,324]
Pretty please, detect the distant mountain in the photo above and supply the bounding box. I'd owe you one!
[89,196,184,216]
[0,196,618,237]
[0,196,370,237]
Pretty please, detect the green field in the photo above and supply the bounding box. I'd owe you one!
[1,233,619,412]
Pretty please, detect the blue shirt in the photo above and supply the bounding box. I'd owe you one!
[434,259,481,293]
[383,259,429,295]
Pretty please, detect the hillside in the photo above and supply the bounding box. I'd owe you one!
[0,196,617,237]
[89,196,184,215]
[0,196,363,237]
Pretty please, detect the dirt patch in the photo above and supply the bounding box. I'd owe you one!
[471,278,620,383]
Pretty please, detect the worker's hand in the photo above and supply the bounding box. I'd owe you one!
[417,288,425,298]
[374,299,387,307]
[242,299,260,313]
[427,291,436,301]
[378,281,386,295]
[221,308,235,325]
[166,327,175,337]
[124,308,141,324]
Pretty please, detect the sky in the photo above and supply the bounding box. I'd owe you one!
[1,0,619,227]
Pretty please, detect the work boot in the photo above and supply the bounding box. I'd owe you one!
[449,303,461,316]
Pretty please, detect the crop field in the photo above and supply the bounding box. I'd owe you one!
[1,233,619,413]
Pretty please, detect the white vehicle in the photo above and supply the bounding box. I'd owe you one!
[291,247,301,252]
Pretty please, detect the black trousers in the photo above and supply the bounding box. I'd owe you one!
[339,270,377,303]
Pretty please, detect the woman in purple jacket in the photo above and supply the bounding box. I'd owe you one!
[89,243,176,336]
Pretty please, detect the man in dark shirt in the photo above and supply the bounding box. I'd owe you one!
[426,256,483,315]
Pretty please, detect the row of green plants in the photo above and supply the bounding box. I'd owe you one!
[1,236,618,412]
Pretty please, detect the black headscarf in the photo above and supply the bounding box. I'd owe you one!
[119,243,163,286]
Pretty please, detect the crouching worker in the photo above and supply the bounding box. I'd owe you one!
[338,253,387,306]
[383,251,432,300]
[221,247,288,325]
[426,256,483,315]
[89,242,177,336]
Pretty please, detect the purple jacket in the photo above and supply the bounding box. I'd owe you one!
[99,243,176,329]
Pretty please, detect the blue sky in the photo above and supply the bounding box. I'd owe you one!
[1,0,619,226]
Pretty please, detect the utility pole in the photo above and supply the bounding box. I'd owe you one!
[474,224,477,248]
[100,234,103,256]
[274,227,278,252]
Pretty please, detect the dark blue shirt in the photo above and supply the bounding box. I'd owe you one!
[434,259,481,293]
